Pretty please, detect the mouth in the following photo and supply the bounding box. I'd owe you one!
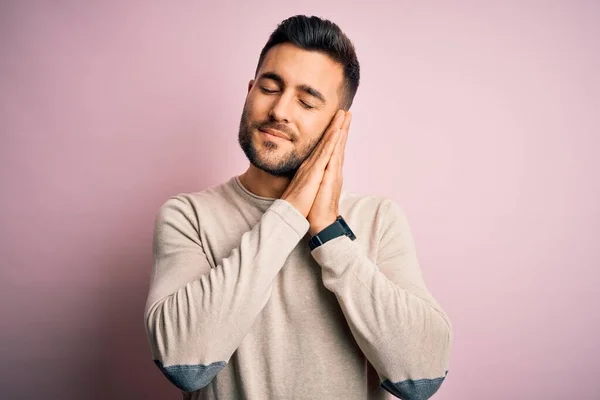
[259,128,290,141]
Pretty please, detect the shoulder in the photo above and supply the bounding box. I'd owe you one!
[155,179,234,227]
[341,189,405,218]
[340,189,410,241]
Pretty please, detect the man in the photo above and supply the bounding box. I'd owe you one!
[144,15,452,400]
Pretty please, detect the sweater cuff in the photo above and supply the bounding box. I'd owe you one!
[267,199,310,239]
[310,235,361,277]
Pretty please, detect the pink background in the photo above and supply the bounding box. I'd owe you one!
[1,1,599,399]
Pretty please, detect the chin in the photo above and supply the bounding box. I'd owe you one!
[252,151,299,179]
[239,129,300,179]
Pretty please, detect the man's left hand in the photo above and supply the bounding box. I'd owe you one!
[307,111,352,236]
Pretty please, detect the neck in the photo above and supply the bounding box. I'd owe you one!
[238,164,292,199]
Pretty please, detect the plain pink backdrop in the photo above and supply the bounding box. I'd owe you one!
[1,1,599,399]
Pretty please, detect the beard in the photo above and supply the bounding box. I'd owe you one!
[237,99,319,179]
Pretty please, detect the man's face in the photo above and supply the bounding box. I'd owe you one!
[238,43,345,178]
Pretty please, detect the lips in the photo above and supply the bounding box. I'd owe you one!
[259,128,290,141]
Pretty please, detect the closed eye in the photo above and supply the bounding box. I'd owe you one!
[260,87,278,94]
[299,100,315,110]
[260,86,315,110]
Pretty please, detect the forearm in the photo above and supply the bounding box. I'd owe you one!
[144,198,309,391]
[312,235,452,398]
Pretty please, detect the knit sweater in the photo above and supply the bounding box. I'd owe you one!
[144,175,452,399]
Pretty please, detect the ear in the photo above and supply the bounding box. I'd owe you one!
[247,79,255,95]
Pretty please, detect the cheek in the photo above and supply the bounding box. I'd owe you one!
[293,125,321,155]
[300,119,328,142]
[249,92,273,115]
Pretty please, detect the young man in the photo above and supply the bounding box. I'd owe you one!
[144,15,452,400]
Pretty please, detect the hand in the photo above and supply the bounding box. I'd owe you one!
[307,111,352,236]
[281,110,347,218]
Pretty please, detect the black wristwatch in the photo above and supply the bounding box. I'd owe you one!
[308,215,357,251]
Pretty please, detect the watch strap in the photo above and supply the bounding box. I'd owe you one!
[308,216,356,250]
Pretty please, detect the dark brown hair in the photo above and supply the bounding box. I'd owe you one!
[255,15,360,110]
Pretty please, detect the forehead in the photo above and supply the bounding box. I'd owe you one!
[258,43,344,99]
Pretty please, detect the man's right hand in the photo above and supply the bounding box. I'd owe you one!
[281,110,348,218]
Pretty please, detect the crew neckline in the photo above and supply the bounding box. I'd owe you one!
[232,174,351,205]
[233,175,278,202]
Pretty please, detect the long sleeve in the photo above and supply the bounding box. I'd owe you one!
[310,198,452,400]
[144,195,309,392]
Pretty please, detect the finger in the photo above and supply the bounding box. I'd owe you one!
[341,111,352,131]
[301,127,339,172]
[339,113,351,167]
[325,109,347,134]
[315,127,343,170]
[317,110,346,157]
[336,131,348,171]
[304,110,346,168]
[327,127,346,172]
[331,112,351,170]
[320,110,346,145]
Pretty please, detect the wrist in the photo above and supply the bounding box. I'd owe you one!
[308,215,357,251]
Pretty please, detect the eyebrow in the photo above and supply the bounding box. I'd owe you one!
[258,71,327,104]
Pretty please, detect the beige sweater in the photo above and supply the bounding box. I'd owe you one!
[144,175,452,399]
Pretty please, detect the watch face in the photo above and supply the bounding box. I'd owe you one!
[337,216,351,232]
[337,216,357,240]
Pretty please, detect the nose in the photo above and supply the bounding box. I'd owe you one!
[268,91,294,123]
